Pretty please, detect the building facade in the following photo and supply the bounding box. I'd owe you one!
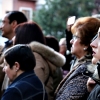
[1,0,37,20]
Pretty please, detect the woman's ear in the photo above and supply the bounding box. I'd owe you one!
[14,62,20,72]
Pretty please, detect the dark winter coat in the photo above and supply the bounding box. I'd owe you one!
[55,55,92,100]
[1,71,48,100]
[87,84,100,100]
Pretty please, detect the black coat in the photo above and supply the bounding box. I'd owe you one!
[87,84,100,100]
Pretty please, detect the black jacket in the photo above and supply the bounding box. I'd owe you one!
[87,84,100,100]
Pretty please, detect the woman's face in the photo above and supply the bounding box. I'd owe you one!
[90,29,100,64]
[3,59,17,82]
[70,32,87,58]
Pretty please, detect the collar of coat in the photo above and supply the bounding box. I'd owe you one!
[29,41,66,67]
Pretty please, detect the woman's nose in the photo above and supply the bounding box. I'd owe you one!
[90,39,97,48]
[70,39,73,44]
[0,26,1,30]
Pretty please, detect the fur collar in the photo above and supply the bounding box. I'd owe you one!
[29,41,66,67]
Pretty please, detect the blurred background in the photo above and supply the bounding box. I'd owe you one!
[0,0,100,45]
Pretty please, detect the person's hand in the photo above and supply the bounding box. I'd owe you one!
[87,77,96,92]
[66,16,75,31]
[66,23,74,32]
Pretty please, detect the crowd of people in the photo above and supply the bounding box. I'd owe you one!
[0,10,99,100]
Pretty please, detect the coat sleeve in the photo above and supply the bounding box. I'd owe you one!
[87,84,100,100]
[33,52,49,84]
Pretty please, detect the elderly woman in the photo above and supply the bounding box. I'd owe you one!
[1,44,48,100]
[55,17,100,100]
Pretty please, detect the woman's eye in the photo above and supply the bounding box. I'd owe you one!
[91,34,98,43]
[72,35,80,40]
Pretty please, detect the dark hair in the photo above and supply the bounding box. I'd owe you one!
[14,21,46,45]
[4,44,36,71]
[45,36,59,52]
[7,11,27,24]
[71,17,100,53]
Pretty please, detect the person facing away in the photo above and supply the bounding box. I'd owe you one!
[1,44,48,100]
[0,11,27,96]
[14,21,66,100]
[45,36,63,91]
[55,17,100,100]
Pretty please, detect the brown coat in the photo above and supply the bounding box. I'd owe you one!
[29,42,66,100]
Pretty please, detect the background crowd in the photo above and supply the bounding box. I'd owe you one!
[0,10,99,100]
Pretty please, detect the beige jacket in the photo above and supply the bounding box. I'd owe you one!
[29,42,66,100]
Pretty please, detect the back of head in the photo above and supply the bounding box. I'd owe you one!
[4,44,36,71]
[45,36,59,52]
[7,11,27,24]
[14,21,46,45]
[59,38,66,46]
[71,17,100,53]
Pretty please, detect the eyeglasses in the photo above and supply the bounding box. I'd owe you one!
[91,34,98,43]
[72,35,80,40]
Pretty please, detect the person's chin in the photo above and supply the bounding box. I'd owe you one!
[71,49,74,54]
[2,33,7,39]
[71,48,73,53]
[9,79,13,82]
[1,33,5,37]
[92,57,99,64]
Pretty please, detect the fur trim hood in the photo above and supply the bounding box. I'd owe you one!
[29,41,66,67]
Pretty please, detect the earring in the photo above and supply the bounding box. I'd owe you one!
[83,48,87,51]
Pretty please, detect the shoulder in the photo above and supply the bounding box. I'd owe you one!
[76,61,92,72]
[33,52,45,61]
[2,87,22,100]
